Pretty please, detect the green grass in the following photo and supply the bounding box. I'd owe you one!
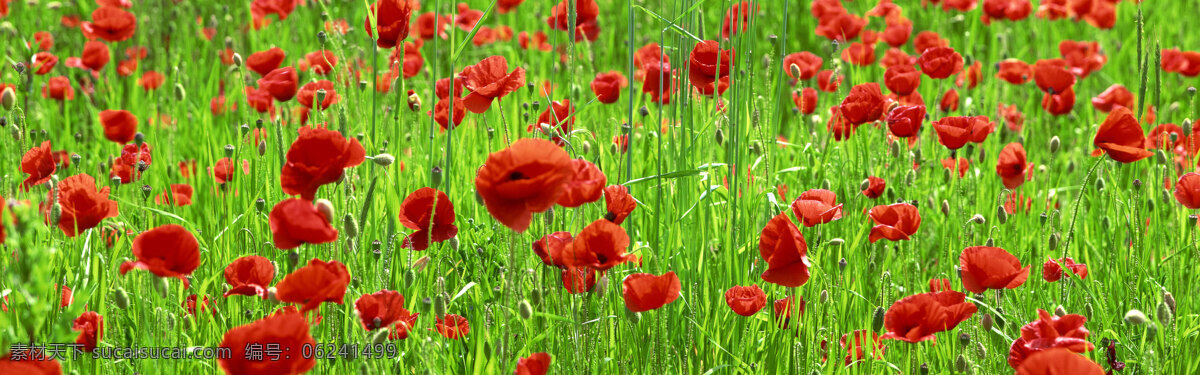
[1,0,1198,373]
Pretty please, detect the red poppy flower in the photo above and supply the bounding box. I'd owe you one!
[604,185,636,224]
[119,224,201,287]
[475,138,574,232]
[275,258,350,313]
[772,295,805,329]
[982,0,1032,23]
[137,70,165,91]
[999,103,1026,131]
[1059,40,1106,78]
[155,184,193,206]
[933,115,993,150]
[42,76,75,100]
[72,311,103,352]
[886,105,925,138]
[996,58,1032,84]
[1040,87,1075,115]
[793,87,818,114]
[561,219,638,271]
[354,290,418,335]
[929,278,954,292]
[867,203,921,243]
[561,266,597,293]
[724,285,767,316]
[32,52,58,75]
[257,67,298,102]
[224,255,274,298]
[459,56,526,113]
[1033,59,1075,94]
[841,42,876,66]
[415,12,451,40]
[942,157,970,178]
[532,231,573,268]
[840,83,885,125]
[81,41,110,71]
[32,31,54,50]
[815,11,867,41]
[882,19,913,47]
[956,60,983,89]
[642,61,675,104]
[304,50,338,75]
[937,88,959,112]
[790,189,843,227]
[365,0,413,48]
[1090,84,1133,113]
[996,142,1032,189]
[246,47,285,76]
[280,125,365,200]
[1015,348,1105,375]
[51,174,119,237]
[880,291,977,343]
[721,1,755,38]
[1042,257,1088,282]
[82,6,136,42]
[269,198,339,249]
[958,246,1029,293]
[21,141,57,191]
[587,71,628,104]
[688,40,734,96]
[861,176,886,198]
[838,330,886,366]
[398,187,458,251]
[1008,310,1095,369]
[551,160,607,208]
[816,69,843,92]
[1174,173,1200,209]
[434,314,469,339]
[884,65,921,96]
[622,271,681,312]
[514,352,551,375]
[917,46,962,80]
[297,80,340,110]
[98,109,138,144]
[782,52,823,81]
[0,350,61,374]
[218,309,317,375]
[243,86,275,114]
[758,212,811,287]
[1092,107,1152,163]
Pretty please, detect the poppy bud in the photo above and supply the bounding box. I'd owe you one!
[1124,309,1148,325]
[1054,305,1067,317]
[431,166,443,187]
[317,31,327,44]
[530,288,543,306]
[819,290,828,303]
[286,251,299,270]
[981,313,994,331]
[714,128,724,145]
[1190,86,1197,96]
[1184,119,1193,135]
[407,92,421,112]
[838,258,847,272]
[436,277,446,294]
[0,86,14,110]
[1191,215,1199,227]
[955,355,967,373]
[941,200,950,216]
[114,287,130,309]
[372,153,395,167]
[639,106,649,117]
[174,84,186,101]
[996,205,1008,224]
[369,328,388,346]
[1048,232,1060,250]
[920,363,929,375]
[581,140,592,155]
[1152,301,1173,325]
[625,308,641,324]
[1164,290,1176,313]
[958,333,971,347]
[985,238,994,247]
[223,144,235,158]
[904,170,915,186]
[1085,302,1093,319]
[871,307,885,332]
[749,140,763,155]
[1048,136,1060,154]
[257,140,266,156]
[434,296,447,317]
[1066,160,1075,173]
[942,166,952,182]
[1095,177,1105,191]
[973,341,987,360]
[309,200,335,225]
[1162,188,1173,204]
[969,214,985,225]
[518,299,533,320]
[859,179,871,192]
[134,132,145,146]
[156,277,170,298]
[343,214,358,239]
[827,238,844,246]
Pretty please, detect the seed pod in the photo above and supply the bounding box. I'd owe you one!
[1039,212,1048,225]
[1067,160,1076,173]
[518,300,533,320]
[174,83,186,101]
[838,258,847,272]
[431,166,443,187]
[114,287,131,309]
[1085,303,1094,319]
[714,128,724,145]
[904,170,915,186]
[50,204,63,225]
[969,214,986,225]
[343,214,358,238]
[920,363,929,375]
[530,288,543,306]
[1049,136,1061,153]
[981,313,994,331]
[1155,149,1168,165]
[871,307,885,332]
[985,238,994,247]
[156,277,171,298]
[1124,309,1148,325]
[890,140,901,158]
[958,333,971,347]
[373,153,395,167]
[543,207,555,226]
[448,236,459,251]
[403,269,415,288]
[973,341,987,360]
[255,198,266,213]
[224,144,235,158]
[314,199,335,223]
[996,205,1008,224]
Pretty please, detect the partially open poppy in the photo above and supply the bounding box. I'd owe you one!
[622,271,681,312]
[280,125,366,200]
[72,311,103,352]
[840,83,885,125]
[398,187,458,251]
[867,203,921,243]
[32,52,60,74]
[475,138,574,233]
[546,0,600,42]
[257,67,298,102]
[247,47,286,76]
[223,255,274,298]
[790,189,843,227]
[460,56,526,113]
[604,185,637,224]
[269,198,339,249]
[51,174,119,237]
[558,159,607,208]
[884,65,921,96]
[275,258,350,313]
[1092,107,1152,163]
[1040,87,1076,115]
[1015,348,1105,375]
[119,224,201,288]
[758,212,812,287]
[1008,310,1095,369]
[1059,40,1106,78]
[532,231,573,268]
[561,266,598,294]
[42,76,75,100]
[882,18,912,47]
[886,105,925,138]
[21,141,56,191]
[688,40,734,96]
[996,143,1033,189]
[434,314,470,339]
[590,71,628,104]
[305,50,338,75]
[514,352,552,375]
[365,0,413,48]
[724,285,767,316]
[642,61,675,104]
[218,309,316,374]
[1042,257,1088,282]
[917,46,963,79]
[82,6,136,42]
[880,291,977,343]
[939,89,960,112]
[959,246,1030,293]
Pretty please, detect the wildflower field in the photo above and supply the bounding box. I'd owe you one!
[0,0,1198,373]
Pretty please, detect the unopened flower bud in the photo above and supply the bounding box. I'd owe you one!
[714,128,724,145]
[114,287,130,309]
[342,214,358,238]
[1055,305,1067,317]
[1048,233,1060,250]
[871,307,885,332]
[838,258,847,272]
[1157,301,1173,325]
[314,199,335,223]
[1124,309,1148,325]
[0,86,15,110]
[369,328,388,346]
[958,333,971,347]
[434,296,447,317]
[969,214,986,225]
[997,205,1008,224]
[317,31,327,44]
[827,238,844,246]
[1164,291,1176,313]
[942,200,950,216]
[174,84,186,101]
[258,141,266,156]
[1095,177,1105,191]
[981,313,994,331]
[955,355,967,373]
[1049,136,1060,153]
[518,300,533,320]
[315,89,327,107]
[372,153,395,167]
[232,53,243,67]
[156,277,170,298]
[407,92,421,112]
[255,198,266,213]
[985,237,994,247]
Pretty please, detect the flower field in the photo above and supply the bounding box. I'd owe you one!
[0,0,1198,374]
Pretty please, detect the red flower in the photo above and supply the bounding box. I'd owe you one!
[42,76,74,100]
[32,52,59,75]
[861,176,886,198]
[354,290,419,335]
[758,213,812,287]
[138,71,165,91]
[933,115,993,150]
[721,1,755,38]
[218,309,317,375]
[1092,107,1152,163]
[995,58,1032,84]
[532,231,573,268]
[590,71,628,104]
[886,105,925,138]
[782,52,823,80]
[642,61,675,104]
[72,311,103,352]
[996,142,1032,189]
[772,295,805,329]
[884,65,921,96]
[20,141,57,191]
[1175,173,1200,209]
[942,157,970,178]
[1033,59,1075,94]
[434,314,470,339]
[1091,84,1133,113]
[530,99,575,146]
[562,219,638,271]
[840,83,885,125]
[561,266,597,294]
[622,271,681,312]
[497,0,525,13]
[0,350,62,374]
[297,80,340,109]
[415,12,452,40]
[557,159,607,208]
[276,258,350,313]
[815,11,866,41]
[880,291,977,343]
[460,56,526,113]
[1059,40,1106,78]
[604,185,636,224]
[939,89,960,112]
[51,174,119,237]
[280,126,366,200]
[999,103,1026,131]
[244,86,275,114]
[33,31,54,50]
[1008,309,1095,369]
[81,41,110,71]
[724,285,767,316]
[867,203,921,243]
[1042,257,1088,282]
[929,278,954,292]
[269,198,339,249]
[398,187,458,251]
[514,352,552,375]
[246,47,285,76]
[155,184,194,206]
[841,330,886,365]
[982,0,1032,22]
[119,224,201,287]
[257,67,298,102]
[793,87,818,114]
[305,50,338,75]
[365,0,413,48]
[1040,87,1076,115]
[882,19,912,47]
[917,46,963,79]
[211,157,241,184]
[82,6,136,42]
[546,0,600,42]
[790,189,843,227]
[224,255,275,298]
[959,246,1030,293]
[475,139,574,232]
[99,109,138,144]
[1015,348,1105,375]
[841,42,876,66]
[688,40,734,96]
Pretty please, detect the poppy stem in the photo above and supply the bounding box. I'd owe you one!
[1060,157,1105,261]
[496,98,512,145]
